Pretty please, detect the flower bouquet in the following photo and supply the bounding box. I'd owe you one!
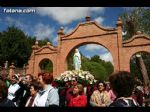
[56,70,97,85]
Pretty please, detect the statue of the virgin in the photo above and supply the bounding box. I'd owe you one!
[73,49,81,70]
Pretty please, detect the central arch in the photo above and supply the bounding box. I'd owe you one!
[65,42,114,69]
[56,18,122,77]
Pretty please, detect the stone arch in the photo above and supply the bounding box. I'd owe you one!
[129,50,150,69]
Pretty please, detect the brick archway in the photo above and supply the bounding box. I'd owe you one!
[65,42,114,69]
[26,17,150,78]
[26,42,58,77]
[121,34,150,71]
[39,58,53,73]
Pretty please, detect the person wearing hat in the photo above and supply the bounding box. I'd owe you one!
[7,74,20,106]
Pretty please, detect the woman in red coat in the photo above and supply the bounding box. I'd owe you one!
[69,84,87,107]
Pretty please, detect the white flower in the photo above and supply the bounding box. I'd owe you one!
[59,70,96,84]
[85,75,89,80]
[68,77,72,81]
[80,75,85,79]
[94,79,97,83]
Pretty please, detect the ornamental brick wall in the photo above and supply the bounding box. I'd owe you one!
[26,17,150,78]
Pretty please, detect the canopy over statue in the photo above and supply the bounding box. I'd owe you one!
[73,49,81,70]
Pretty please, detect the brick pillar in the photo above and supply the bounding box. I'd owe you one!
[9,62,15,79]
[57,27,65,77]
[26,41,40,76]
[116,17,123,71]
[57,27,65,52]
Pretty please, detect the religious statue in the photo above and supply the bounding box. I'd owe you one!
[73,49,81,70]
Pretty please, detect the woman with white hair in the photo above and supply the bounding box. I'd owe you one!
[73,49,81,70]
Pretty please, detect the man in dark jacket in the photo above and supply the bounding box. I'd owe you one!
[13,74,33,107]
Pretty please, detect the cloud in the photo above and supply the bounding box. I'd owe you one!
[95,17,104,25]
[52,36,58,43]
[85,44,104,52]
[5,16,30,35]
[122,7,136,11]
[35,7,105,25]
[4,16,56,40]
[64,27,74,34]
[33,23,55,40]
[100,52,113,64]
[84,55,91,59]
[5,16,25,28]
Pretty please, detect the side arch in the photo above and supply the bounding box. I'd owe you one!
[121,47,150,72]
[39,58,53,73]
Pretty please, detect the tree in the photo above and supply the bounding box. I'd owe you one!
[130,52,150,83]
[120,7,150,40]
[82,59,107,81]
[0,26,32,67]
[0,26,54,69]
[91,55,102,64]
[90,55,114,80]
[67,50,75,70]
[103,61,114,78]
[27,36,36,47]
[38,38,53,47]
[39,59,53,73]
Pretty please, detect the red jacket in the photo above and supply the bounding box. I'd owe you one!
[66,88,74,106]
[69,95,87,107]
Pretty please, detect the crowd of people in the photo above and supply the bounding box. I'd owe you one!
[0,71,149,107]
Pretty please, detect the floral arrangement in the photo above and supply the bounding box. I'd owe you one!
[56,70,97,85]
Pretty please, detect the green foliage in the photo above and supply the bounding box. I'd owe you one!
[120,7,150,40]
[39,59,53,72]
[90,55,114,79]
[130,59,143,81]
[141,8,150,35]
[67,53,114,81]
[103,61,114,78]
[67,51,75,70]
[38,38,52,47]
[0,26,53,68]
[130,52,150,82]
[82,60,107,81]
[0,26,32,67]
[27,36,36,47]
